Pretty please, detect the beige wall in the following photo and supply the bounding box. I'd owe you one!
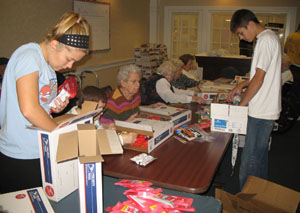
[157,0,300,43]
[0,0,150,89]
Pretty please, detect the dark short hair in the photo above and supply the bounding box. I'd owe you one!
[230,9,259,33]
[179,54,195,65]
[77,86,107,109]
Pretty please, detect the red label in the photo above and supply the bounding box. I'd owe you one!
[204,94,208,99]
[15,194,26,199]
[45,185,55,197]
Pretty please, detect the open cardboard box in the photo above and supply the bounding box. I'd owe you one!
[139,105,191,128]
[210,103,248,134]
[201,80,236,90]
[56,124,123,213]
[115,118,174,153]
[0,187,54,213]
[216,176,300,213]
[37,106,101,202]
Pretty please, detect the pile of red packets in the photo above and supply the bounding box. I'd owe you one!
[106,180,195,212]
[131,135,150,147]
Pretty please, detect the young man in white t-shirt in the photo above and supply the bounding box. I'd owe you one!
[229,9,281,189]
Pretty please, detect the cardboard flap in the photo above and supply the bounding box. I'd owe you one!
[53,114,76,124]
[76,101,100,115]
[139,106,172,117]
[78,155,103,164]
[55,108,102,130]
[215,188,261,213]
[242,176,300,212]
[115,120,153,136]
[96,129,123,155]
[56,131,79,162]
[211,103,229,117]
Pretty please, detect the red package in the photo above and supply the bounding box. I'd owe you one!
[131,134,149,147]
[115,179,153,188]
[57,76,78,99]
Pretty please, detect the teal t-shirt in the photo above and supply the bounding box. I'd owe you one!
[0,43,57,159]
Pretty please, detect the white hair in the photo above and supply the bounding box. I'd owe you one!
[117,64,142,86]
[156,60,177,76]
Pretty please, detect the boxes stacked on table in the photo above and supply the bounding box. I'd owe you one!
[134,44,168,78]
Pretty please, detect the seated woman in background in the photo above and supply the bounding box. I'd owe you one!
[101,64,164,126]
[179,54,201,81]
[141,60,206,105]
[100,64,142,125]
[171,58,200,90]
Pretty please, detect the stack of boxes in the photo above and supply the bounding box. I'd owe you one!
[134,44,168,78]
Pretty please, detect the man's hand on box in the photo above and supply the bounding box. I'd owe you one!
[228,85,242,100]
[50,96,70,113]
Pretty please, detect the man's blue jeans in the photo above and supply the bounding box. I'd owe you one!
[239,116,275,189]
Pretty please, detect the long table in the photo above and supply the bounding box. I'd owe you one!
[103,104,232,194]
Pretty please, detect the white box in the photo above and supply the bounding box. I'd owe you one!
[78,162,102,213]
[210,103,248,134]
[56,124,123,213]
[37,109,101,202]
[139,106,191,128]
[0,187,54,213]
[115,118,174,153]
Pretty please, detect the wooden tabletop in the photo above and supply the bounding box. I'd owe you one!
[102,104,233,194]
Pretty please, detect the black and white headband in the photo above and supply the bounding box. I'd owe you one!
[57,34,89,49]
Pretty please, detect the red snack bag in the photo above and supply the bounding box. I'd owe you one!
[115,179,153,188]
[57,76,78,99]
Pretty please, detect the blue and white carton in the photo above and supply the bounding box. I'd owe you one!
[139,105,191,128]
[0,187,54,213]
[210,103,248,134]
[37,109,102,202]
[56,124,123,213]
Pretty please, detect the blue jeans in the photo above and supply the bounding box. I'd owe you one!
[239,116,275,189]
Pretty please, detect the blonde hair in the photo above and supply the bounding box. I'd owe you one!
[156,60,177,76]
[46,12,90,53]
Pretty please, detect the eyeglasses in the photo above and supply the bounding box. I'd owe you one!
[127,80,140,84]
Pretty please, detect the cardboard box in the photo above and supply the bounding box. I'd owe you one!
[233,75,249,85]
[0,187,54,213]
[115,118,174,153]
[201,80,236,90]
[210,103,248,134]
[139,106,191,128]
[56,124,123,213]
[37,109,101,202]
[216,176,300,213]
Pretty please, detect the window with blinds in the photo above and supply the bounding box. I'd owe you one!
[210,12,287,55]
[171,13,199,59]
